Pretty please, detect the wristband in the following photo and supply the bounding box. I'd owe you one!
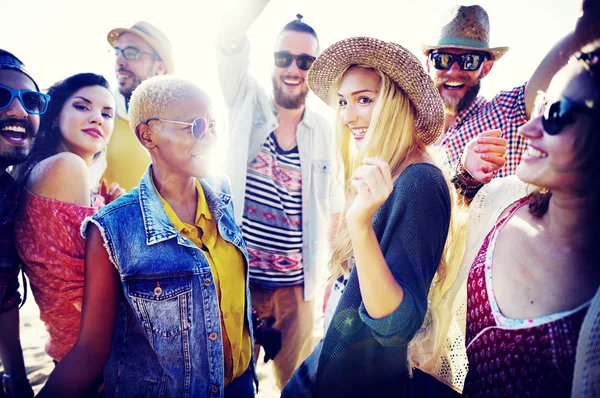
[2,373,29,383]
[451,160,484,199]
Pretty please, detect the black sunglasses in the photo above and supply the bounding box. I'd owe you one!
[114,46,158,61]
[143,117,215,140]
[430,52,488,71]
[533,91,595,135]
[0,84,50,115]
[274,51,316,71]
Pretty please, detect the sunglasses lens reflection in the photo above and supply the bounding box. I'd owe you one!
[0,87,11,108]
[274,52,292,68]
[296,55,315,71]
[193,118,208,140]
[22,91,48,114]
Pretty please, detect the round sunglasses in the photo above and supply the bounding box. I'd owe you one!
[533,91,596,135]
[429,52,488,71]
[143,117,215,140]
[0,84,50,115]
[274,51,316,71]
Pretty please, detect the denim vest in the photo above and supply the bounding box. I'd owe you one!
[83,168,255,398]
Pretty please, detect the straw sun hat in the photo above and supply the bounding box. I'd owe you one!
[421,5,509,61]
[308,36,443,146]
[107,21,174,74]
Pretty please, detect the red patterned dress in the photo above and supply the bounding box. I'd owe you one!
[14,190,104,361]
[463,198,590,398]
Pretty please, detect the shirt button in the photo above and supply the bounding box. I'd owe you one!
[223,312,229,319]
[209,332,218,341]
[204,278,211,286]
[210,385,219,394]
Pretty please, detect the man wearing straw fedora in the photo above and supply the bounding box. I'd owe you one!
[423,4,600,187]
[216,0,343,390]
[97,21,173,192]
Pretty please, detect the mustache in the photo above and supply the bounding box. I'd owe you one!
[0,118,36,136]
[280,74,305,82]
[434,75,477,87]
[117,67,134,75]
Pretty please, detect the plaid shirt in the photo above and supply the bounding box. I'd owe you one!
[439,84,528,178]
[0,170,21,313]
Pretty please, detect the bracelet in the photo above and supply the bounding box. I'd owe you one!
[451,160,484,200]
[2,373,29,383]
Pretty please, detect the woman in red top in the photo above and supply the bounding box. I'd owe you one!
[12,73,124,397]
[449,42,600,397]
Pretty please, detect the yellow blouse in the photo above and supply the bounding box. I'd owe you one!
[155,179,251,385]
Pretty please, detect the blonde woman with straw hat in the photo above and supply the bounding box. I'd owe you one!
[281,36,461,397]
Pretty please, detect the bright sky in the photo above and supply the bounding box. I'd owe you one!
[1,0,580,125]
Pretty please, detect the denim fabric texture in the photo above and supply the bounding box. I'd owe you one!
[83,167,255,398]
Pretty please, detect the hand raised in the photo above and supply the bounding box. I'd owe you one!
[461,129,507,184]
[346,158,393,228]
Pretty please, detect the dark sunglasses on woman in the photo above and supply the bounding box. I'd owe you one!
[273,51,316,71]
[429,52,488,71]
[533,91,596,135]
[0,84,50,115]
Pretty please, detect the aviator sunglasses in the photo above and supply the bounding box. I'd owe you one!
[0,84,50,115]
[143,117,215,140]
[430,52,488,71]
[533,91,595,135]
[274,51,316,71]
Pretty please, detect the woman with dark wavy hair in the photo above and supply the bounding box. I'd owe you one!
[12,73,122,397]
[442,41,600,398]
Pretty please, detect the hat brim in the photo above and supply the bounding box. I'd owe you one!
[421,44,509,61]
[308,36,443,146]
[107,27,174,74]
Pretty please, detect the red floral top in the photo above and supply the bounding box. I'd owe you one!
[14,189,104,361]
[463,198,590,398]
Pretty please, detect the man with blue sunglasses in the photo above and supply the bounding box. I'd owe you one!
[0,48,46,398]
[422,4,600,187]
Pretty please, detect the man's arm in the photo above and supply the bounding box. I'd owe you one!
[215,0,271,107]
[0,308,33,398]
[524,0,600,117]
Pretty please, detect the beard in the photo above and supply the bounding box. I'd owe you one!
[117,65,154,101]
[435,76,482,115]
[0,118,35,169]
[272,75,308,109]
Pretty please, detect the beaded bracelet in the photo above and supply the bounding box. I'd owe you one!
[451,160,484,200]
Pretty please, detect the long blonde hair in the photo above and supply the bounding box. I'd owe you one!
[328,66,468,354]
[329,65,426,279]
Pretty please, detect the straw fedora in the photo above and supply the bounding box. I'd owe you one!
[421,5,508,61]
[107,21,174,74]
[308,36,444,146]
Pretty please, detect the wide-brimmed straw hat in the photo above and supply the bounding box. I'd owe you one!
[107,21,174,74]
[308,36,443,146]
[421,5,508,61]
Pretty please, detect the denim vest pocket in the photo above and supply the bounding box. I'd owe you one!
[312,159,333,198]
[128,275,193,340]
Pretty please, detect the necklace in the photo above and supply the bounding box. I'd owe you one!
[274,131,297,151]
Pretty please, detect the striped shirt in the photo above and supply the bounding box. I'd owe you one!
[243,132,303,288]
